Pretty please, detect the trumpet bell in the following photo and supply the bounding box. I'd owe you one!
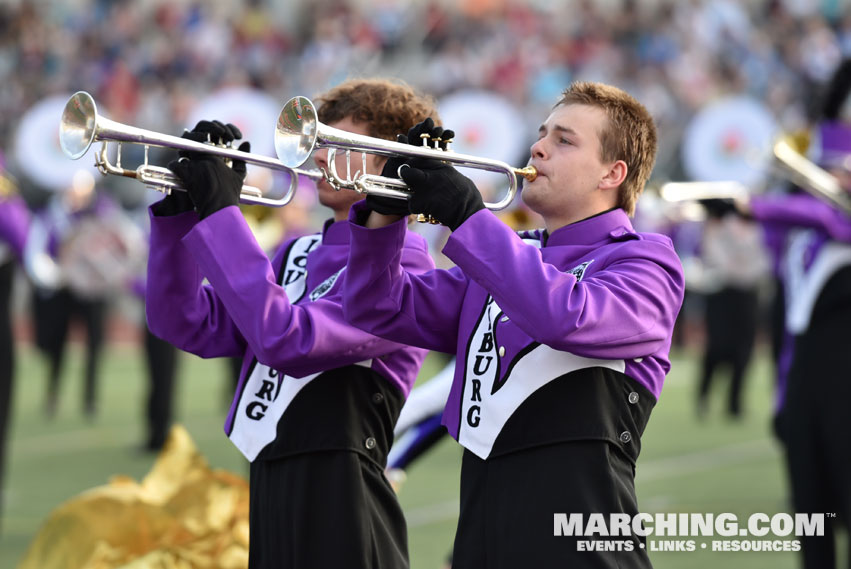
[273,95,534,211]
[60,92,98,160]
[57,91,321,208]
[275,96,318,169]
[16,94,100,193]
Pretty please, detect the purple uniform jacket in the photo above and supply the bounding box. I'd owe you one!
[750,193,851,334]
[749,193,851,409]
[145,205,433,460]
[344,202,685,459]
[0,195,30,262]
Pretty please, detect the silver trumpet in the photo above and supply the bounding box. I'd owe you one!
[273,96,537,212]
[60,91,322,207]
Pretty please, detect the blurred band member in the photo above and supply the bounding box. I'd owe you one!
[27,187,113,419]
[0,174,29,533]
[696,199,769,419]
[744,64,851,565]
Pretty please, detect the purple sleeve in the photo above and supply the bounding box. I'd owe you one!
[759,220,789,277]
[444,210,685,360]
[343,201,469,354]
[183,206,435,379]
[145,207,247,358]
[750,194,851,243]
[0,196,31,260]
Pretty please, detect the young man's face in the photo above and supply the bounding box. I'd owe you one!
[312,116,387,219]
[522,103,620,229]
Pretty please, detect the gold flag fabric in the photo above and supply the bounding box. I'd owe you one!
[18,425,249,569]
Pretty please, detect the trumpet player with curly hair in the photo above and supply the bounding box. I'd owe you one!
[144,79,439,569]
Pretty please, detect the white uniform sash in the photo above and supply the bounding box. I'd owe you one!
[228,234,325,461]
[457,236,625,458]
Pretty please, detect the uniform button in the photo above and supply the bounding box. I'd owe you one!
[498,346,506,357]
[500,316,510,323]
[364,437,376,450]
[619,431,632,444]
[628,392,639,404]
[372,393,384,404]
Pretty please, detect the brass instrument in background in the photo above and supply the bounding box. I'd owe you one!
[59,91,322,208]
[660,136,851,216]
[0,171,17,200]
[659,180,750,204]
[274,96,537,212]
[771,137,851,215]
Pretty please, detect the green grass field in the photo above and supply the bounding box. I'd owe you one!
[0,342,844,568]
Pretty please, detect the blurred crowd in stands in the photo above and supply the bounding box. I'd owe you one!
[2,0,851,189]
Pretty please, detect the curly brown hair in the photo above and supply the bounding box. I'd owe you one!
[556,82,657,216]
[315,78,441,141]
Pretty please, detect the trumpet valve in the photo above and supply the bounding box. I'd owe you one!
[416,214,441,225]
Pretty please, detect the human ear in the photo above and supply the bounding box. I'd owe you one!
[599,160,627,190]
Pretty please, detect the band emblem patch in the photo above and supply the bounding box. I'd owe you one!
[310,267,345,301]
[569,260,594,281]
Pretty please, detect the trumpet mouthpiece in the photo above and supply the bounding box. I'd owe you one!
[517,166,537,182]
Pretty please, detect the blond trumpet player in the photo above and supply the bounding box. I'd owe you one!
[342,81,685,568]
[144,79,439,569]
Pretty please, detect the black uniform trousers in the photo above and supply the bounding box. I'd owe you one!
[248,449,408,569]
[449,368,655,568]
[777,265,851,569]
[699,286,760,417]
[452,441,652,569]
[241,365,409,569]
[31,286,107,416]
[143,323,179,450]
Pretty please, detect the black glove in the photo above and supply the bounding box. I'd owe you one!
[151,189,195,217]
[401,159,484,231]
[368,118,456,218]
[179,120,243,156]
[364,194,411,217]
[167,141,250,220]
[155,120,245,217]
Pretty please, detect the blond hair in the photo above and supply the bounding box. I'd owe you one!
[556,82,657,216]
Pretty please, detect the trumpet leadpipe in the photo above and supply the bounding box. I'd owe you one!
[275,96,535,211]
